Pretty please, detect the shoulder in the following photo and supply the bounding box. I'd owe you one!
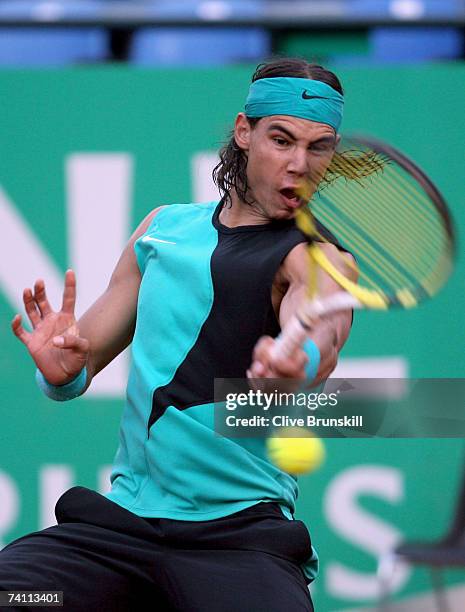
[133,202,217,241]
[131,206,166,243]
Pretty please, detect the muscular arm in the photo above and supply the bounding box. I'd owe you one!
[80,207,162,388]
[12,206,164,392]
[250,241,356,384]
[276,242,356,383]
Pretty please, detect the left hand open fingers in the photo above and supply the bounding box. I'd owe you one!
[33,279,53,317]
[61,269,77,315]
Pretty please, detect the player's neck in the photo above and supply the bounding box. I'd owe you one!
[219,191,271,228]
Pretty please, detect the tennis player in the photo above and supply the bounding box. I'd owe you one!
[3,58,354,611]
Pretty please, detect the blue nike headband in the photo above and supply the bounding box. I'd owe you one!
[245,77,344,132]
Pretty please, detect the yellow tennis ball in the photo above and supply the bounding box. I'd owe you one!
[266,428,325,475]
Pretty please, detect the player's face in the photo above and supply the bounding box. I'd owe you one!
[235,113,337,220]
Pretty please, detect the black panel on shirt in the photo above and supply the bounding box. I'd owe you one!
[148,202,350,432]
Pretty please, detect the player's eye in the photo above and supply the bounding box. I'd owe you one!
[309,141,334,153]
[273,137,290,147]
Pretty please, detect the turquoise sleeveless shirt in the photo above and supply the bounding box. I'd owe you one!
[106,202,320,580]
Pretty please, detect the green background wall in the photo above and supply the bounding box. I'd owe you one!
[0,65,464,610]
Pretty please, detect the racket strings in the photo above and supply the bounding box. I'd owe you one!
[365,168,446,254]
[322,180,442,279]
[329,145,444,243]
[381,163,444,226]
[323,149,389,187]
[303,206,404,294]
[298,209,371,296]
[311,143,451,298]
[316,194,445,297]
[423,248,454,294]
[329,143,444,231]
[315,204,415,293]
[342,180,446,289]
[320,186,433,274]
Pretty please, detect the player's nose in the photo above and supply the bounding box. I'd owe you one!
[287,147,308,175]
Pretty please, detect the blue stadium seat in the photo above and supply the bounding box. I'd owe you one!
[371,27,463,62]
[130,27,270,66]
[0,28,108,66]
[349,0,459,18]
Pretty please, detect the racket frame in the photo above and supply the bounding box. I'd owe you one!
[271,135,455,361]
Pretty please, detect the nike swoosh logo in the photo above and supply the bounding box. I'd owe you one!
[142,236,177,245]
[302,91,327,100]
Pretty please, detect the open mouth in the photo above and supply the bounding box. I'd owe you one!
[279,188,302,208]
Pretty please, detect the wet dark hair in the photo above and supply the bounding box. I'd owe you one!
[212,57,344,206]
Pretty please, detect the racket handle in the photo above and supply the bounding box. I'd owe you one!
[271,292,361,360]
[270,316,309,360]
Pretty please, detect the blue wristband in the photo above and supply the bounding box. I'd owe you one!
[303,339,321,383]
[35,367,87,402]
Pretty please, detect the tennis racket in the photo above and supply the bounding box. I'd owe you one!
[271,134,455,359]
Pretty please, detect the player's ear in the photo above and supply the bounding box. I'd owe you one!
[234,113,252,151]
[335,133,341,147]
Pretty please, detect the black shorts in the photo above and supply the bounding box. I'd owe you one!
[0,487,314,611]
